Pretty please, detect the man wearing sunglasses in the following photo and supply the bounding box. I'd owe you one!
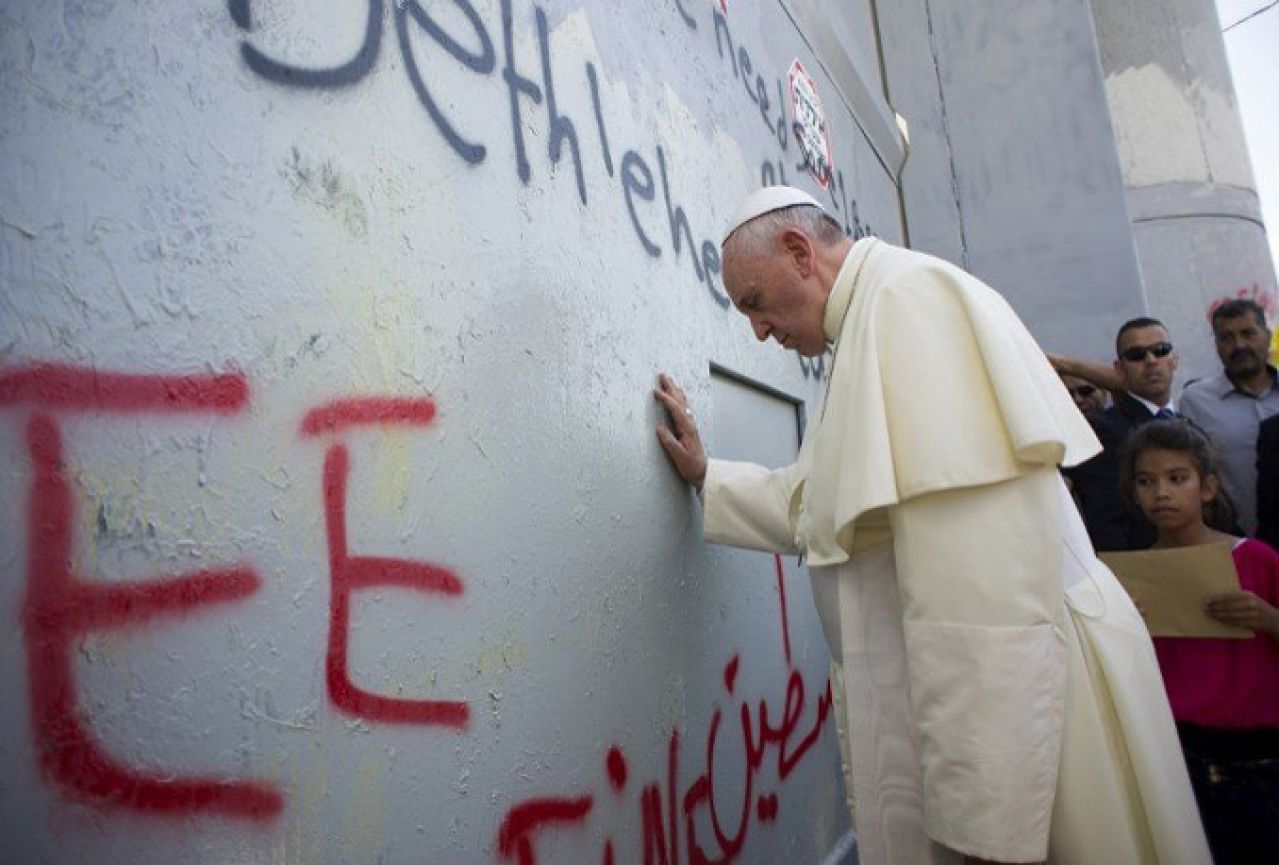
[1065,318,1181,552]
[1059,374,1107,420]
[1179,299,1278,537]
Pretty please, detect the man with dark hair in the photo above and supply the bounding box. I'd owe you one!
[1180,299,1278,536]
[1060,373,1107,420]
[1065,317,1181,550]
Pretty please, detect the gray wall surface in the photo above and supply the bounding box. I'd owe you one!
[0,1,901,862]
[877,0,1150,361]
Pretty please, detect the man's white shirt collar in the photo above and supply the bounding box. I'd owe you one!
[1130,393,1175,416]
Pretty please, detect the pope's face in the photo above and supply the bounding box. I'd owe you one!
[722,241,829,357]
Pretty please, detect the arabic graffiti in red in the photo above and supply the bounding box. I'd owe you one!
[495,555,835,865]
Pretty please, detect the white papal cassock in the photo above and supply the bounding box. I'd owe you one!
[701,238,1210,864]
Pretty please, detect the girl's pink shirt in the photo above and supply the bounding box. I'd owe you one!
[1154,539,1279,729]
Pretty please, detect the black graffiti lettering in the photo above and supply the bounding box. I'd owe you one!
[239,0,383,88]
[230,0,857,321]
[755,74,773,137]
[656,146,703,281]
[672,0,697,30]
[407,0,494,71]
[535,8,586,204]
[760,157,789,187]
[501,0,543,184]
[395,0,494,166]
[700,242,729,309]
[712,11,737,78]
[657,146,729,307]
[621,151,661,258]
[798,352,828,380]
[847,185,865,239]
[737,48,757,106]
[228,0,251,31]
[585,63,614,178]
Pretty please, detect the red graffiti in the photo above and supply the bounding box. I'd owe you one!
[1207,282,1277,322]
[8,363,281,821]
[639,733,681,865]
[722,655,739,694]
[7,364,831,852]
[300,396,436,436]
[304,398,469,728]
[773,555,791,667]
[608,746,629,792]
[498,557,834,865]
[497,795,595,865]
[0,362,248,414]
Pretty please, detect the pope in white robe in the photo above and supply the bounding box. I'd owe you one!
[653,187,1209,865]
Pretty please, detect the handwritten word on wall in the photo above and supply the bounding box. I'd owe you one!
[230,0,875,380]
[2,361,834,862]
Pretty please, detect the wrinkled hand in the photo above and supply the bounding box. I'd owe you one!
[1203,590,1279,636]
[653,373,708,492]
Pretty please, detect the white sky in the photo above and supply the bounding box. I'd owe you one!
[1217,0,1279,277]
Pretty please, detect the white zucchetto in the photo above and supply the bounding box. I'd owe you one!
[723,185,825,245]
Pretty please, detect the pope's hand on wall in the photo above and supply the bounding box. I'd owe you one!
[653,373,708,492]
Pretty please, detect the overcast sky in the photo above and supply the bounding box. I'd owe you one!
[1217,0,1279,277]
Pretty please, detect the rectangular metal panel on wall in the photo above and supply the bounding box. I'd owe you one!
[0,1,886,862]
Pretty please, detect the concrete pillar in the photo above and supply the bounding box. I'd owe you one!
[1090,0,1278,380]
[875,0,1148,361]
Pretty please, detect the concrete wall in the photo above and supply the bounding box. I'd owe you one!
[0,1,905,862]
[876,0,1149,361]
[1091,0,1278,381]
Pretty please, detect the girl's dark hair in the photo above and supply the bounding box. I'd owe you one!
[1120,419,1236,532]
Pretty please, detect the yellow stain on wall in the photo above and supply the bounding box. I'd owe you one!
[474,634,530,683]
[340,755,389,862]
[325,278,425,517]
[272,746,329,865]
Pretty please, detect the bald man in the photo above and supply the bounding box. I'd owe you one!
[653,187,1207,865]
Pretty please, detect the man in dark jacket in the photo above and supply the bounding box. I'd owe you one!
[1065,317,1180,551]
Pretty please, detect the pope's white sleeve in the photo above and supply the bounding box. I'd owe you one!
[888,467,1066,864]
[701,458,803,554]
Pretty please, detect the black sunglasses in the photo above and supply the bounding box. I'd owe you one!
[1069,384,1098,398]
[1120,342,1173,363]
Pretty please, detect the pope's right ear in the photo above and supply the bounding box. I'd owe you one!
[778,227,813,275]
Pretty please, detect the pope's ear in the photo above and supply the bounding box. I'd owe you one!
[778,227,813,274]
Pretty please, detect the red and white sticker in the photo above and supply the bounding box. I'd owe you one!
[787,59,834,188]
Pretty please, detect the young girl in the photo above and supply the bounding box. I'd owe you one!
[1122,419,1279,864]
